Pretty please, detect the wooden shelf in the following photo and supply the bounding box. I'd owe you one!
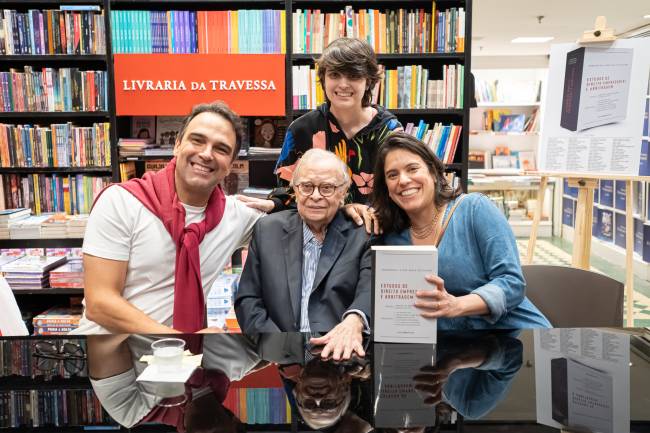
[0,167,112,174]
[13,288,84,295]
[0,376,91,391]
[0,238,83,248]
[0,55,107,62]
[0,111,110,119]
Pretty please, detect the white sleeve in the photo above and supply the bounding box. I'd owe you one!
[229,197,265,248]
[82,186,136,261]
[90,369,156,428]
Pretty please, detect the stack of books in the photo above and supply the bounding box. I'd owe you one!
[1,255,68,290]
[0,208,31,239]
[49,259,84,289]
[67,215,88,238]
[9,215,50,239]
[41,214,69,238]
[207,273,239,329]
[32,306,82,335]
[118,138,153,157]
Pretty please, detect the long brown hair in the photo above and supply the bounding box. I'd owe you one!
[371,132,462,233]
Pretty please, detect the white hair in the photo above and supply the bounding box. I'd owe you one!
[290,148,351,187]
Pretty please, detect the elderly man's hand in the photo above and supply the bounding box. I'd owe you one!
[310,314,365,361]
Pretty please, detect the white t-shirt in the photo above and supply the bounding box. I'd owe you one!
[72,186,262,334]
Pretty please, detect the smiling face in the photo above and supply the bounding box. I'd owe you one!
[324,70,367,111]
[294,157,347,232]
[173,112,236,206]
[383,148,437,220]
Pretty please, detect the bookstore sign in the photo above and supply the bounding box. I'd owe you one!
[114,54,285,116]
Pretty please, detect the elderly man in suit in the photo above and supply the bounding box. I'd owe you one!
[235,148,370,360]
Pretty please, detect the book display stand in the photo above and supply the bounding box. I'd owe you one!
[525,17,648,327]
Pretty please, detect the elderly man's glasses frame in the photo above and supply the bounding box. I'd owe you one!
[295,182,345,197]
[32,340,87,376]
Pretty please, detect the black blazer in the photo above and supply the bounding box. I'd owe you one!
[235,209,371,333]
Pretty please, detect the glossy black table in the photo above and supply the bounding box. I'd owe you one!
[1,329,649,433]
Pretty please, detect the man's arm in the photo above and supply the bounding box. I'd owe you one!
[84,253,178,334]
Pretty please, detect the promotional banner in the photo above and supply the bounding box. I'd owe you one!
[114,54,285,116]
[538,39,650,176]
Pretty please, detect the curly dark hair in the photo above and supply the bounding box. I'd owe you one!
[371,132,462,233]
[177,100,245,160]
[316,37,381,107]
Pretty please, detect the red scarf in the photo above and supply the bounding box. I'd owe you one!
[109,158,226,332]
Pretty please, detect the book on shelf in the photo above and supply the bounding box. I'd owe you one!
[111,10,286,54]
[131,116,156,141]
[155,116,184,147]
[371,245,437,344]
[474,79,542,104]
[223,160,249,195]
[379,64,464,110]
[0,207,31,222]
[252,118,288,148]
[1,173,110,215]
[403,121,461,164]
[0,122,111,168]
[292,5,464,54]
[33,306,82,327]
[119,161,136,181]
[0,67,108,112]
[0,8,107,55]
[292,63,464,110]
[144,160,167,173]
[2,254,67,290]
[482,109,539,133]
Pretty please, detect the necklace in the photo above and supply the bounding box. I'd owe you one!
[410,207,442,240]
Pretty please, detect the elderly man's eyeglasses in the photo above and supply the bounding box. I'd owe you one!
[33,341,86,375]
[295,182,344,197]
[296,396,345,411]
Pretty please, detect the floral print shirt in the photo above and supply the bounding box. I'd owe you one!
[273,103,402,205]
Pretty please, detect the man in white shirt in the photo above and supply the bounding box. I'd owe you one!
[72,101,262,334]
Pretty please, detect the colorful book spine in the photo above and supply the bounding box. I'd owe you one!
[110,9,284,54]
[0,9,106,55]
[0,122,110,168]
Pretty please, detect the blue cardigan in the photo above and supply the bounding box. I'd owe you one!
[378,193,551,329]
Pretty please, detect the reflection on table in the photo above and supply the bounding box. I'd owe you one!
[0,328,649,433]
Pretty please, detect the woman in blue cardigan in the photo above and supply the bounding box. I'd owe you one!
[370,132,550,329]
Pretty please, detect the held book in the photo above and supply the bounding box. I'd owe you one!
[371,245,437,344]
[373,342,437,427]
[560,47,633,131]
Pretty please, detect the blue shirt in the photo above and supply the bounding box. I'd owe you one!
[300,223,323,332]
[379,193,551,330]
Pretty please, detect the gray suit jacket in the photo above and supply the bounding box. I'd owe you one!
[235,209,371,333]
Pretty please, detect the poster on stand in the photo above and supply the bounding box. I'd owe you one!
[538,39,650,176]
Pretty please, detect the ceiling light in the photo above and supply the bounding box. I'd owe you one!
[511,37,555,43]
[644,14,650,19]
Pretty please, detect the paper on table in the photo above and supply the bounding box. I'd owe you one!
[136,353,203,383]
